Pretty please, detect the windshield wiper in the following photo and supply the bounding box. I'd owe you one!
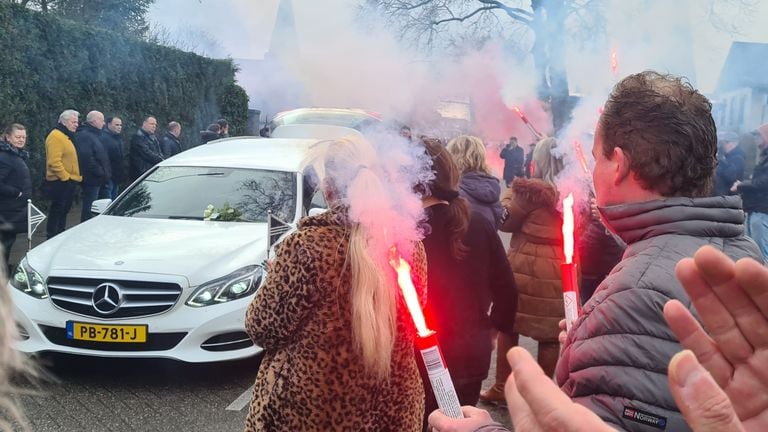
[150,172,226,182]
[118,204,151,215]
[167,215,205,220]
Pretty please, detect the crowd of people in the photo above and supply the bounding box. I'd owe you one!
[243,70,768,432]
[0,111,231,267]
[2,70,768,432]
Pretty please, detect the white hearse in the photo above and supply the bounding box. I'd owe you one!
[10,136,336,363]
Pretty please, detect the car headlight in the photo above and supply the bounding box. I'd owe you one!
[11,258,48,299]
[186,265,263,307]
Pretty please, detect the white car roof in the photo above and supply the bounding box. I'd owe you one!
[271,124,366,140]
[158,137,317,171]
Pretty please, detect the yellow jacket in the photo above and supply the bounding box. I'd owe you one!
[45,128,82,182]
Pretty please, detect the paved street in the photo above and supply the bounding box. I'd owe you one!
[17,340,531,431]
[20,354,260,432]
[11,202,530,431]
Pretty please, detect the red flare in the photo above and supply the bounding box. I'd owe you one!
[573,140,590,175]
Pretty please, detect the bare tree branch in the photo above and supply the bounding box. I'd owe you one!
[431,6,496,26]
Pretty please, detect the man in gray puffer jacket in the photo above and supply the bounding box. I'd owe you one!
[556,71,764,431]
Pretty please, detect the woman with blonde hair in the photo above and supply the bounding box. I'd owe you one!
[244,137,428,431]
[446,135,503,229]
[480,137,566,403]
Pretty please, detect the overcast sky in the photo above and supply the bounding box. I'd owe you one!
[148,0,768,94]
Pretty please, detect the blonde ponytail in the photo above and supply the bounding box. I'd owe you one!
[349,223,397,380]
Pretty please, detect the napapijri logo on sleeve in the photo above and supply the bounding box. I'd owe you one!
[622,406,667,429]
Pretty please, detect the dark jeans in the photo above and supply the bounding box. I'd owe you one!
[1,230,17,271]
[81,184,102,222]
[101,180,119,201]
[46,180,77,239]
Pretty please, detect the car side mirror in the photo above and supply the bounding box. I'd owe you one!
[91,199,112,215]
[308,208,327,217]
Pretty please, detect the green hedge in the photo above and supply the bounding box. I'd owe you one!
[0,2,248,194]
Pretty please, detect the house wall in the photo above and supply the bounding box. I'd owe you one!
[715,87,768,133]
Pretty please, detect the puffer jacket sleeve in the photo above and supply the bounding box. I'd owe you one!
[556,266,693,431]
[499,187,529,233]
[245,230,320,351]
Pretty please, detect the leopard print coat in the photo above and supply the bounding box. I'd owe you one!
[244,208,427,432]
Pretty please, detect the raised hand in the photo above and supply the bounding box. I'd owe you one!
[667,246,768,431]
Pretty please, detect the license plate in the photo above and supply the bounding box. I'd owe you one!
[66,321,147,343]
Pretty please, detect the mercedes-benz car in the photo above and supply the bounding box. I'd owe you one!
[10,137,330,362]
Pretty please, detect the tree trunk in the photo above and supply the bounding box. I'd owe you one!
[529,0,570,135]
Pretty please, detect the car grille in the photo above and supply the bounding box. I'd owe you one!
[47,277,183,319]
[39,325,186,352]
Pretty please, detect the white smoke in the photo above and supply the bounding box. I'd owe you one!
[303,131,433,263]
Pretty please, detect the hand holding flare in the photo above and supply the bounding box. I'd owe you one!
[389,249,463,419]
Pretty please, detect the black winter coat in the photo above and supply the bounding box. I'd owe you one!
[130,129,163,180]
[714,146,745,196]
[161,132,182,158]
[500,145,524,183]
[0,141,32,233]
[738,149,768,214]
[200,130,219,145]
[100,130,126,184]
[74,124,111,186]
[421,204,517,385]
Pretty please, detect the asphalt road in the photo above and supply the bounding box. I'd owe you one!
[18,354,261,432]
[15,337,537,431]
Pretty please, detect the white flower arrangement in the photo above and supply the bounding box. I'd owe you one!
[203,203,242,221]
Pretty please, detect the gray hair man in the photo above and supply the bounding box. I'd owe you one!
[44,109,82,238]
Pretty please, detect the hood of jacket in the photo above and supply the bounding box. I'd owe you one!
[459,172,501,205]
[599,195,745,245]
[510,177,558,209]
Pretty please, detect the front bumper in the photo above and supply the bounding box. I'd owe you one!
[12,287,262,363]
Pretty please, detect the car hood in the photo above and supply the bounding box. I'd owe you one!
[28,216,271,283]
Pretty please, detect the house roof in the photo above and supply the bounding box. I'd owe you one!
[717,42,768,93]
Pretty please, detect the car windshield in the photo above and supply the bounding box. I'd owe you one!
[272,110,380,130]
[108,166,297,222]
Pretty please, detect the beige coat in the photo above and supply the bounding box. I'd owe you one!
[501,178,565,341]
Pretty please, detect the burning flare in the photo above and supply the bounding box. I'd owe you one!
[388,247,464,418]
[562,193,575,264]
[513,105,544,140]
[560,193,580,332]
[572,141,590,175]
[389,250,430,337]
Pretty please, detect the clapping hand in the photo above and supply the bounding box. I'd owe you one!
[667,246,768,431]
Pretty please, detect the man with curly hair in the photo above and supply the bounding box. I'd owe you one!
[556,71,764,431]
